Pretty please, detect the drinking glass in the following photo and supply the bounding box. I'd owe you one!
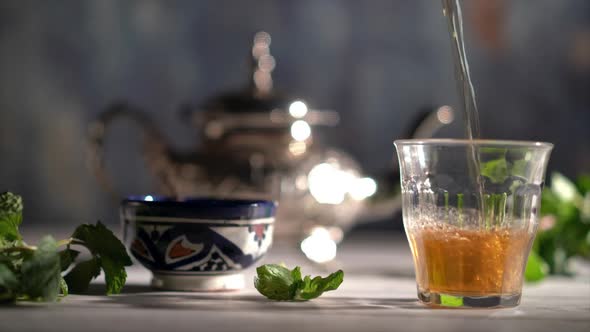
[394,139,553,308]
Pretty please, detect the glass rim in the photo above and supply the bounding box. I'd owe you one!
[394,138,553,149]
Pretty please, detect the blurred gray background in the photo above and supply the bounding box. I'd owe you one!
[0,0,588,227]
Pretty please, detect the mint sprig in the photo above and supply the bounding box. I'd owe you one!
[0,192,23,245]
[525,173,590,281]
[19,236,61,301]
[254,264,343,301]
[0,192,132,303]
[67,223,132,294]
[0,264,18,302]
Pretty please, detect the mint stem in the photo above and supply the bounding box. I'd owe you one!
[0,245,36,253]
[56,238,85,248]
[56,238,73,247]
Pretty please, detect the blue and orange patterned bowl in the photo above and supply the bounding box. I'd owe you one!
[120,196,276,291]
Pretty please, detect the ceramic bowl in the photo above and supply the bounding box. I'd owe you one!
[121,196,276,291]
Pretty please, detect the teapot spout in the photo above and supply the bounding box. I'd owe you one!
[88,102,175,199]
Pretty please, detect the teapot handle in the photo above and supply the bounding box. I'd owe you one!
[87,102,171,200]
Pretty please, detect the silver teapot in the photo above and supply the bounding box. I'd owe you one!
[88,32,454,263]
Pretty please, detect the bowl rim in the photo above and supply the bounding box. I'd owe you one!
[121,196,277,221]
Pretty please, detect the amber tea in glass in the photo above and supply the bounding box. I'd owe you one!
[395,139,552,308]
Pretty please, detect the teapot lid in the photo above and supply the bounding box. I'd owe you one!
[189,32,339,136]
[200,31,290,114]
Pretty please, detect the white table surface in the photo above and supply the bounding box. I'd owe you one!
[1,232,589,332]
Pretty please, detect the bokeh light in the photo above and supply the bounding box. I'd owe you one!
[300,227,337,263]
[289,101,308,118]
[290,120,311,141]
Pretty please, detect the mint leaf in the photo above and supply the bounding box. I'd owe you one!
[480,158,509,184]
[576,175,590,194]
[440,294,464,307]
[294,270,344,301]
[320,270,344,292]
[59,277,68,297]
[254,264,299,300]
[581,193,590,223]
[291,266,302,282]
[525,251,548,282]
[20,236,61,302]
[71,222,132,266]
[0,192,23,244]
[0,213,22,243]
[0,192,23,215]
[0,263,18,302]
[101,256,127,295]
[63,258,101,293]
[254,264,344,301]
[66,222,132,294]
